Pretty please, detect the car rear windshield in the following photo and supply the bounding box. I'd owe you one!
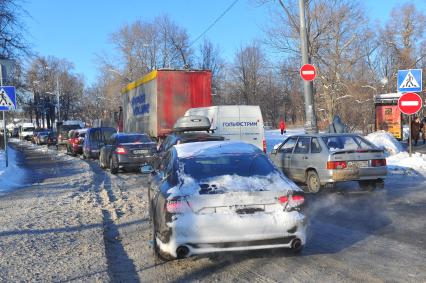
[181,154,276,180]
[118,134,152,143]
[62,125,80,132]
[22,127,35,132]
[322,135,375,151]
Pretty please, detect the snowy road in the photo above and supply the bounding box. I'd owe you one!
[0,141,425,282]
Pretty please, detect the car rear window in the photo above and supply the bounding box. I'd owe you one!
[118,134,151,143]
[322,136,374,151]
[181,154,276,180]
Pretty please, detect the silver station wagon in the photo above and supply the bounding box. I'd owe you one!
[269,133,387,192]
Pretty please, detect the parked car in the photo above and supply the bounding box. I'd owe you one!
[31,128,48,144]
[19,123,35,141]
[66,128,87,156]
[47,132,58,147]
[82,127,116,159]
[153,116,224,169]
[99,133,157,174]
[35,131,51,145]
[269,133,387,192]
[9,127,19,138]
[149,141,306,260]
[57,121,84,147]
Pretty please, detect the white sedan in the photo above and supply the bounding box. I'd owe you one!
[149,141,307,260]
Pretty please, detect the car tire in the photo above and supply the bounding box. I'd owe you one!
[306,170,321,193]
[110,157,118,174]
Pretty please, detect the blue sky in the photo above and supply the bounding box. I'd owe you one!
[23,0,421,85]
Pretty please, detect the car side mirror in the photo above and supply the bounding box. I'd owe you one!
[271,149,278,155]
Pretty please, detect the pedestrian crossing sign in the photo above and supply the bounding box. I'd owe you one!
[0,86,16,111]
[397,69,422,92]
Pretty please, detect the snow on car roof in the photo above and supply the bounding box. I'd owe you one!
[174,141,261,158]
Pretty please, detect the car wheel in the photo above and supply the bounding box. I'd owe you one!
[306,170,321,193]
[358,180,375,191]
[110,157,118,174]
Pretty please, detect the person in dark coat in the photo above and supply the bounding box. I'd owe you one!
[279,119,286,135]
[421,117,426,145]
[411,116,422,146]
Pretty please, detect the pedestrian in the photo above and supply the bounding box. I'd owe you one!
[421,117,426,145]
[411,116,422,146]
[279,119,286,135]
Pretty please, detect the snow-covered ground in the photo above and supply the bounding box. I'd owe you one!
[0,147,26,193]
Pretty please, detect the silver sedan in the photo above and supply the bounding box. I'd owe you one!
[269,133,387,192]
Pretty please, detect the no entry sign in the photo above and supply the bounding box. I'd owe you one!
[398,92,422,115]
[300,64,316,81]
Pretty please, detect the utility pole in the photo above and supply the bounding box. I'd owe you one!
[56,75,60,122]
[298,0,318,133]
[0,64,8,167]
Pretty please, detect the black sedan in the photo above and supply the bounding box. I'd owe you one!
[99,133,157,174]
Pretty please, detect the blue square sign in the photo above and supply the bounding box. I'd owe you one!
[397,69,422,92]
[0,86,16,111]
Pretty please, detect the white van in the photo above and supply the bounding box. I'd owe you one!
[184,105,266,152]
[20,122,35,141]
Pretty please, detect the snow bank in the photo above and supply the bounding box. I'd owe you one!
[387,151,426,174]
[0,148,26,192]
[365,130,404,156]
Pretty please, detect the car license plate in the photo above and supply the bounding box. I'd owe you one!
[133,149,148,155]
[348,161,369,168]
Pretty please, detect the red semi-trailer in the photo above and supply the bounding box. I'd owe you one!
[121,69,212,137]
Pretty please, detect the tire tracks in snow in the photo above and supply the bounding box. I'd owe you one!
[86,161,140,282]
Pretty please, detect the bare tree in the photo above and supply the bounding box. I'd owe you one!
[0,0,30,59]
[26,56,84,128]
[197,38,225,97]
[233,41,267,105]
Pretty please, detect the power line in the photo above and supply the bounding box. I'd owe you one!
[189,0,240,47]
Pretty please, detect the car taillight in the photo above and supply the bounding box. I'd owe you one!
[115,147,127,154]
[371,159,386,167]
[263,139,267,153]
[278,196,288,203]
[166,198,191,214]
[291,195,305,206]
[278,194,305,208]
[327,161,347,169]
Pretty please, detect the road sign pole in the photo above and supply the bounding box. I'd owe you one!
[409,115,412,157]
[298,0,318,134]
[0,64,7,168]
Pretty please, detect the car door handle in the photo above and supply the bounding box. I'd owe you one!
[303,156,308,160]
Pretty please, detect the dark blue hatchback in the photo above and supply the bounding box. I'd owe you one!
[82,127,117,159]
